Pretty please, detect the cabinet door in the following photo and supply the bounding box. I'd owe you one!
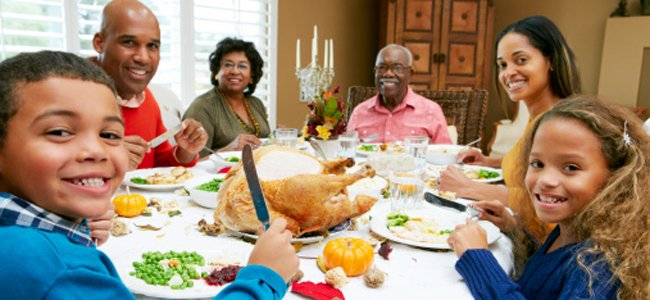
[437,0,492,90]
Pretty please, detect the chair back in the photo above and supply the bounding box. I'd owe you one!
[346,86,488,147]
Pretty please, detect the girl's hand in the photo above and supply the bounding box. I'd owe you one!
[248,218,300,282]
[473,200,517,233]
[447,219,488,258]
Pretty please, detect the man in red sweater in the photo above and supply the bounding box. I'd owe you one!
[91,0,207,170]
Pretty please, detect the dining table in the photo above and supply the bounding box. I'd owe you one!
[99,144,514,300]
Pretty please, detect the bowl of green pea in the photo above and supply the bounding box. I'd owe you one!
[183,175,226,208]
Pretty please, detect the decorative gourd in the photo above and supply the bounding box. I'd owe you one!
[112,187,147,217]
[322,237,374,276]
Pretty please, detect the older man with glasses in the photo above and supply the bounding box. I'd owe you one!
[347,44,452,144]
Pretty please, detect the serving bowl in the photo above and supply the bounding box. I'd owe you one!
[425,144,469,165]
[183,174,226,208]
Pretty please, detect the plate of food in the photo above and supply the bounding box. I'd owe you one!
[369,203,500,249]
[426,165,503,184]
[113,239,253,299]
[224,219,352,245]
[461,165,503,183]
[124,166,203,191]
[209,151,241,169]
[355,143,405,157]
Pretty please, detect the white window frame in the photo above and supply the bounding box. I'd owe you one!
[0,0,277,128]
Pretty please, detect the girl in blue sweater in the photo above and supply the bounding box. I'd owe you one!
[0,51,298,300]
[447,96,650,299]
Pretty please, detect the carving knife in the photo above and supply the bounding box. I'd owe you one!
[241,144,270,230]
[424,192,481,219]
[148,123,183,148]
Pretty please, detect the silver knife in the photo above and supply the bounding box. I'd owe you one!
[242,144,271,230]
[424,192,481,219]
[148,123,183,148]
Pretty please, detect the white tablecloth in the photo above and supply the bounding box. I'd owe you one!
[100,155,513,300]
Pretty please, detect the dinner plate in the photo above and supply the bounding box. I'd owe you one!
[123,167,207,191]
[369,203,500,249]
[426,164,503,183]
[224,219,351,244]
[209,151,242,169]
[356,143,406,157]
[113,238,253,299]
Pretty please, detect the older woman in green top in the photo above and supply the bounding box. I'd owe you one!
[184,37,270,157]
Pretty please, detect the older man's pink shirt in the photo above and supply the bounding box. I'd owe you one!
[347,87,452,144]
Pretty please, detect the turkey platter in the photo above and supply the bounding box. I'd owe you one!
[215,145,377,237]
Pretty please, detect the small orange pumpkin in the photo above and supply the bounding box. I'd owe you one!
[322,237,374,276]
[112,188,147,217]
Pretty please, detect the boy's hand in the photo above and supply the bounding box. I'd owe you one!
[174,119,208,163]
[473,200,517,233]
[88,206,115,246]
[123,135,149,170]
[447,219,488,258]
[248,218,300,282]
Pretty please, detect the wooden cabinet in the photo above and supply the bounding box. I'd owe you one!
[380,0,494,91]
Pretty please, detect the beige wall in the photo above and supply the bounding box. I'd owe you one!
[277,0,379,129]
[277,0,640,140]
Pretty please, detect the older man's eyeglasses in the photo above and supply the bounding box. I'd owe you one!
[374,64,409,75]
[221,61,250,72]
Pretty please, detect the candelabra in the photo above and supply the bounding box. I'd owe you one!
[296,64,334,102]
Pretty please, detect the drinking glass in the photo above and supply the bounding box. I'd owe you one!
[404,136,429,159]
[338,131,359,158]
[273,128,298,148]
[389,158,426,211]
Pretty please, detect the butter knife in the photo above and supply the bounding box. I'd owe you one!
[148,123,182,148]
[424,192,482,219]
[242,144,270,230]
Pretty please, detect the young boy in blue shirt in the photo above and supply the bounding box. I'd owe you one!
[0,51,298,299]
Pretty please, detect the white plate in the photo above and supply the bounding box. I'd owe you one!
[426,165,503,183]
[114,239,253,299]
[124,167,206,191]
[355,143,382,157]
[209,151,242,170]
[459,165,503,183]
[347,176,388,200]
[370,203,500,249]
[224,219,351,244]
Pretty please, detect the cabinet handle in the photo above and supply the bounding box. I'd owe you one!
[439,53,446,63]
[433,53,439,63]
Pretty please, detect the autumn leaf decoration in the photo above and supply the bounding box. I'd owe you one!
[302,87,347,140]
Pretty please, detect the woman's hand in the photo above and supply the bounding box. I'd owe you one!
[248,218,300,282]
[174,119,208,163]
[457,147,489,165]
[88,206,115,246]
[438,165,474,197]
[447,219,488,258]
[473,200,517,233]
[222,134,261,151]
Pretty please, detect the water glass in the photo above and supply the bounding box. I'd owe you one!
[273,128,298,148]
[404,136,429,159]
[389,173,425,211]
[338,131,359,158]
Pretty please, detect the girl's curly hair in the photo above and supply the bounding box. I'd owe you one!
[517,96,650,299]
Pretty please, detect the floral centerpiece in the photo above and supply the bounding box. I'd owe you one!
[302,86,347,140]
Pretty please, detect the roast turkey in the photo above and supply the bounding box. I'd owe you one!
[215,145,377,237]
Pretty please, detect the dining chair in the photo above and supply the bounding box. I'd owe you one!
[346,86,489,147]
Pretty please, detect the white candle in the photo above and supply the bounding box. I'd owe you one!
[296,38,300,71]
[323,39,328,69]
[312,25,318,68]
[329,38,334,69]
[311,38,316,67]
